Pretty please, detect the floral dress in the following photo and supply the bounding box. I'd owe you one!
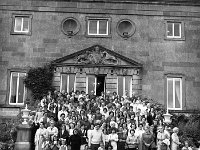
[157,132,168,150]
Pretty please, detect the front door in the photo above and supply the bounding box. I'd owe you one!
[96,75,105,96]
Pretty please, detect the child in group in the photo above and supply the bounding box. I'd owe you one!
[182,141,192,150]
[42,137,51,150]
[51,135,59,150]
[98,143,105,150]
[59,138,68,150]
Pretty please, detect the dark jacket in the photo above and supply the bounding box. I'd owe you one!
[58,129,70,145]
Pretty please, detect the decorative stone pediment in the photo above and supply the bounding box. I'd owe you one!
[76,46,118,65]
[52,45,142,68]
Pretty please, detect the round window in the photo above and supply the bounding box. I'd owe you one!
[116,19,136,38]
[61,17,80,36]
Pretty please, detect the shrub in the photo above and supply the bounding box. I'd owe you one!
[171,114,200,148]
[24,64,55,101]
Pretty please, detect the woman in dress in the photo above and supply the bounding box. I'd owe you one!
[35,122,49,150]
[117,126,127,150]
[108,128,118,150]
[126,129,139,150]
[157,126,169,150]
[141,125,154,150]
[171,127,181,150]
[69,129,82,150]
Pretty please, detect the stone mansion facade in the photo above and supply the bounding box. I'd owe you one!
[0,0,200,116]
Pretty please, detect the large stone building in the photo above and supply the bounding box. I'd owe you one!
[0,0,200,117]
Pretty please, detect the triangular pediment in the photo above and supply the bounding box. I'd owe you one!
[52,45,142,68]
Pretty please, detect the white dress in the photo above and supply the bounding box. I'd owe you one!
[35,128,48,150]
[108,133,118,150]
[171,133,180,150]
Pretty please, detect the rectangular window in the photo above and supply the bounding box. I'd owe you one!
[86,17,111,37]
[118,76,132,97]
[11,14,32,35]
[165,20,185,40]
[60,74,75,93]
[88,19,108,35]
[9,72,26,105]
[167,78,182,110]
[87,75,96,94]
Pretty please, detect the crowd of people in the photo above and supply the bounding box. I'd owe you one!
[28,90,191,150]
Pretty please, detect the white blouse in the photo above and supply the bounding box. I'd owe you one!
[108,133,118,142]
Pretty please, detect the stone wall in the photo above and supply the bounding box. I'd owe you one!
[0,0,200,110]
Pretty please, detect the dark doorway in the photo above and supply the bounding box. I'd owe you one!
[96,75,105,96]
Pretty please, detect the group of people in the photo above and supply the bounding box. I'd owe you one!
[28,90,191,150]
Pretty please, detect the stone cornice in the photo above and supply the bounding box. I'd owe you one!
[0,0,200,18]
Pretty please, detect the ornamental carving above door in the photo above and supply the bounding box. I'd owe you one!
[76,46,118,65]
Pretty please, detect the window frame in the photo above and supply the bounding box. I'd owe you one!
[8,72,27,106]
[165,20,185,41]
[60,73,76,93]
[85,17,111,38]
[11,14,32,35]
[117,76,133,97]
[167,77,182,110]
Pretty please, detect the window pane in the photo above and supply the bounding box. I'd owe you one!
[89,20,97,34]
[125,76,131,96]
[23,18,29,32]
[99,20,107,34]
[14,17,22,32]
[18,75,25,103]
[61,74,68,93]
[174,23,180,37]
[167,23,173,36]
[167,79,173,108]
[88,75,96,94]
[69,74,75,93]
[118,76,124,96]
[175,79,181,108]
[10,73,18,103]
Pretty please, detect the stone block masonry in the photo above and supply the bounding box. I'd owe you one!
[0,0,200,111]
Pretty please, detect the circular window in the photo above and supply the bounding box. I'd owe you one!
[61,17,80,36]
[116,19,136,39]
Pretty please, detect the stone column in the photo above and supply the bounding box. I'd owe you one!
[14,124,32,150]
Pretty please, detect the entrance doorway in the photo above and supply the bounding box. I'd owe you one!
[96,75,105,96]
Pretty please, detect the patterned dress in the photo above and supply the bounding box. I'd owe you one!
[35,128,48,150]
[157,132,168,150]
